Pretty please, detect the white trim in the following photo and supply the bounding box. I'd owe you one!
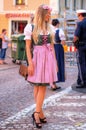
[13,0,16,5]
[25,0,28,5]
[0,0,4,11]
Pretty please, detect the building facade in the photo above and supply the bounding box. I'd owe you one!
[0,0,86,37]
[0,0,59,37]
[59,0,86,18]
[58,0,86,40]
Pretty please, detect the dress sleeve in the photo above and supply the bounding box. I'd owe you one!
[24,24,32,40]
[59,29,66,40]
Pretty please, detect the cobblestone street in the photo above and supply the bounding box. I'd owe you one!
[0,49,86,130]
[0,87,86,130]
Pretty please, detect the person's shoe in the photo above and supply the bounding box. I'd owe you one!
[76,84,85,88]
[40,117,47,123]
[32,112,42,129]
[3,62,8,64]
[51,84,61,91]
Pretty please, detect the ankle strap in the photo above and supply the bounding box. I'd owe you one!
[34,112,40,114]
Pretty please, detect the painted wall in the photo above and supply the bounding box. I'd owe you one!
[4,0,49,11]
[0,14,8,34]
[1,0,50,37]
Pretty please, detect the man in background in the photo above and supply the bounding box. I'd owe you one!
[73,9,86,88]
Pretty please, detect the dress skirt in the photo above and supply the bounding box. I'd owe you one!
[54,43,65,82]
[27,44,58,86]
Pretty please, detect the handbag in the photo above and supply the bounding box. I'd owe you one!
[19,50,28,80]
[19,64,28,80]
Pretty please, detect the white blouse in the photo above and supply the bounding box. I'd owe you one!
[2,35,9,49]
[24,24,55,40]
[55,28,66,41]
[24,23,32,40]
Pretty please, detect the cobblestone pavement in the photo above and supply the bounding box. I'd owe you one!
[0,48,86,130]
[0,87,86,130]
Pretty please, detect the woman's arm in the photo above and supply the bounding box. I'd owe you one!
[26,39,34,76]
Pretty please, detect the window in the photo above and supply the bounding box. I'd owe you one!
[16,0,25,5]
[11,21,27,34]
[81,0,83,8]
[74,0,76,10]
[65,0,67,7]
[65,0,70,10]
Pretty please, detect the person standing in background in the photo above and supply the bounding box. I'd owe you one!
[73,9,86,88]
[51,19,66,90]
[0,29,10,64]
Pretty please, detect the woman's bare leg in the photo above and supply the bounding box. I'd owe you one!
[35,86,46,112]
[33,86,46,122]
[34,86,39,102]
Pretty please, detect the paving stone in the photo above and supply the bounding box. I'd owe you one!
[0,48,86,130]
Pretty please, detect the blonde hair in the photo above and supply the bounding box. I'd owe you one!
[33,4,54,44]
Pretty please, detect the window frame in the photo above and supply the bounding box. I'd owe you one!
[15,0,25,5]
[74,0,76,10]
[65,0,70,10]
[81,0,83,8]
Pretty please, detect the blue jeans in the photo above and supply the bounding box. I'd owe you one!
[0,48,7,60]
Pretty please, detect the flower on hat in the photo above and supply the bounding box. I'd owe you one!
[42,5,52,11]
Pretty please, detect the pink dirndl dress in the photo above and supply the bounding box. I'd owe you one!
[24,24,58,86]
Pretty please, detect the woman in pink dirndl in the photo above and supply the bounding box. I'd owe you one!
[24,4,58,129]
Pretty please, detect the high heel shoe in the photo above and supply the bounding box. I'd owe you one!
[40,117,47,123]
[51,84,61,91]
[32,112,42,129]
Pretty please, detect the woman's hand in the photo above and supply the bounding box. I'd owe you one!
[28,61,34,76]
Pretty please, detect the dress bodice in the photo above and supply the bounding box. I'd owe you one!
[36,34,51,45]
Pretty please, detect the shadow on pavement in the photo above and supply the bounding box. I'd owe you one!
[71,83,86,93]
